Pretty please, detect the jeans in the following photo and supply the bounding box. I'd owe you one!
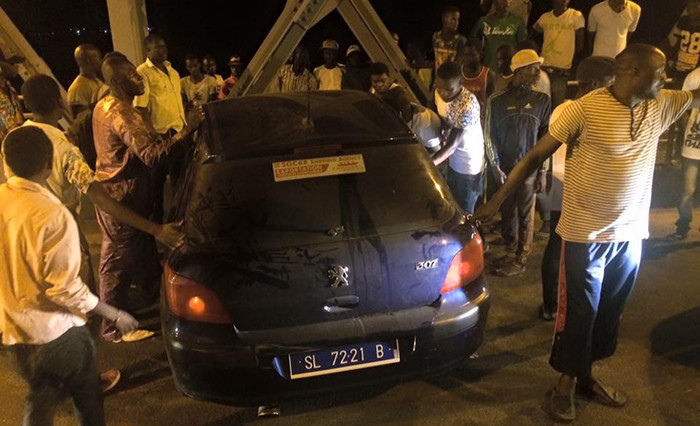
[500,176,536,257]
[677,157,699,235]
[446,167,484,215]
[549,240,641,378]
[541,211,561,313]
[536,191,551,222]
[11,326,105,426]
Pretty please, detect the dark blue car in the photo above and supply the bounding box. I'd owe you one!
[161,91,489,406]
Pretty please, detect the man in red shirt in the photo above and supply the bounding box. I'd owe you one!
[218,55,243,100]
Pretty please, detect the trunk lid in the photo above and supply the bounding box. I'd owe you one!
[177,143,464,330]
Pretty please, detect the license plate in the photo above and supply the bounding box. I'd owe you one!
[288,340,400,380]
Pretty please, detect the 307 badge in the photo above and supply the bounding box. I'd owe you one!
[415,259,439,270]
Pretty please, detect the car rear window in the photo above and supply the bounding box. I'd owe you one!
[205,91,412,158]
[185,144,455,250]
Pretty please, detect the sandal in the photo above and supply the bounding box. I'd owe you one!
[577,376,627,408]
[542,387,576,423]
[539,305,556,321]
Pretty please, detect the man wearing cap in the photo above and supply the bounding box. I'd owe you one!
[314,40,345,91]
[341,45,371,92]
[484,49,551,276]
[219,55,243,100]
[539,56,615,322]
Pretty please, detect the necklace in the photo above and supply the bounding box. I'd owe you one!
[607,87,648,141]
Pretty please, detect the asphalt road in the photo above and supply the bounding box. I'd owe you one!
[1,169,699,426]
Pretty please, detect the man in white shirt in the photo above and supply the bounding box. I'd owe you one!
[314,39,345,90]
[134,34,187,223]
[379,86,443,154]
[588,0,642,58]
[534,0,585,107]
[67,44,109,116]
[203,55,224,93]
[433,61,485,215]
[181,54,219,107]
[669,66,700,240]
[0,126,138,426]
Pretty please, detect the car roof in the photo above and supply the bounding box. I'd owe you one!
[203,90,413,158]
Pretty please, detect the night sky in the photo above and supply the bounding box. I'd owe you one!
[0,0,689,88]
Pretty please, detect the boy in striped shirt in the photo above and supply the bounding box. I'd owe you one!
[475,44,699,422]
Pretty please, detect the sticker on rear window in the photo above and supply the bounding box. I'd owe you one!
[272,154,366,182]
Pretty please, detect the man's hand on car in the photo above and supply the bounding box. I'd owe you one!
[156,220,185,249]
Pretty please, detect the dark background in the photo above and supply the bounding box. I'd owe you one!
[0,0,689,88]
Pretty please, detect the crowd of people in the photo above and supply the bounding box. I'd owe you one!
[0,0,699,425]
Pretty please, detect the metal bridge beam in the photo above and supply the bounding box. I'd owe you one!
[106,0,149,66]
[232,0,429,105]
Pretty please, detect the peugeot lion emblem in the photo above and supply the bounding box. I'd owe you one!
[328,265,350,288]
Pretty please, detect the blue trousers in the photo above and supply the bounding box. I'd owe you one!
[549,240,641,378]
[446,167,484,215]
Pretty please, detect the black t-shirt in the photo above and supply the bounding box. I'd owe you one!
[670,16,700,73]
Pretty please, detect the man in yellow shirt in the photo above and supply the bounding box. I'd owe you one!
[134,34,187,222]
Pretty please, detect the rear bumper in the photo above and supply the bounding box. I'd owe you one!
[162,277,489,406]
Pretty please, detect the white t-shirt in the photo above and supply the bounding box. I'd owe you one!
[314,65,345,91]
[588,1,642,58]
[549,101,572,211]
[180,75,219,105]
[435,88,485,175]
[409,104,442,149]
[682,68,700,160]
[535,9,586,69]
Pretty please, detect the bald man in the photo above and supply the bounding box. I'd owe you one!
[93,55,204,342]
[476,44,700,422]
[67,44,109,116]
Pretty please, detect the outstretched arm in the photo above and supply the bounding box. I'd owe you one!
[86,183,184,249]
[475,133,563,221]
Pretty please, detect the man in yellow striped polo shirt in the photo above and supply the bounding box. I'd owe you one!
[476,44,700,422]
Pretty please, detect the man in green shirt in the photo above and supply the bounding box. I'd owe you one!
[472,0,527,69]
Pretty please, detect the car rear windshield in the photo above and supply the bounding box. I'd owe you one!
[185,144,455,250]
[204,91,412,158]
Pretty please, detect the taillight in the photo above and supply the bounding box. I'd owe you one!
[164,265,232,324]
[440,234,485,294]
